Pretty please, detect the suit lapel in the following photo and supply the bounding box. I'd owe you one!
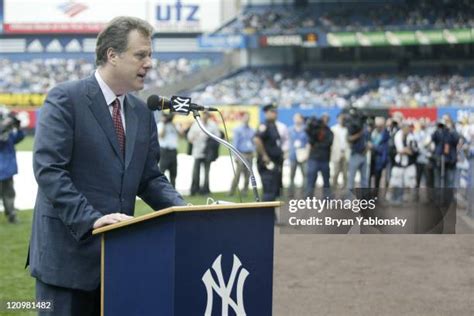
[86,76,124,165]
[124,95,138,170]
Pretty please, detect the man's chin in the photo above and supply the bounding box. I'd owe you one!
[133,82,145,91]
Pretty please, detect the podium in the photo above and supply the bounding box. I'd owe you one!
[93,201,280,316]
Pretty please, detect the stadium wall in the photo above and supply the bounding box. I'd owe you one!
[9,106,473,135]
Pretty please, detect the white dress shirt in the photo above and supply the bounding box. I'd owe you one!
[95,70,126,132]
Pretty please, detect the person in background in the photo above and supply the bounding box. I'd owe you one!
[229,112,255,197]
[157,112,181,188]
[331,112,349,188]
[348,124,370,189]
[455,118,470,189]
[467,125,474,218]
[385,114,402,187]
[389,122,418,203]
[431,115,460,188]
[254,104,284,201]
[0,108,24,224]
[187,111,220,195]
[369,117,389,189]
[276,118,290,163]
[413,118,433,188]
[320,112,330,126]
[288,113,308,197]
[305,115,333,197]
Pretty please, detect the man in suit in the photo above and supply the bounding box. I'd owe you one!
[27,17,186,315]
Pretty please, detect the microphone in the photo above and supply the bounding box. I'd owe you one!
[147,95,217,115]
[147,94,261,202]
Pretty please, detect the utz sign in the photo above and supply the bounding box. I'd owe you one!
[154,0,200,32]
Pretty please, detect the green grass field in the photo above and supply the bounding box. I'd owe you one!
[0,193,255,315]
[16,136,35,152]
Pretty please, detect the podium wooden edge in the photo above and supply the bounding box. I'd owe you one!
[93,201,282,235]
[98,201,280,316]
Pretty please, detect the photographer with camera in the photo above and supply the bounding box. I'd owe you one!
[345,108,370,189]
[389,121,418,204]
[304,114,333,197]
[0,108,24,224]
[157,112,183,188]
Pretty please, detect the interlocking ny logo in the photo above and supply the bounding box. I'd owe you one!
[171,96,191,114]
[202,254,249,316]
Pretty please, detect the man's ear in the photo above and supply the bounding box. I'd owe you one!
[106,48,118,66]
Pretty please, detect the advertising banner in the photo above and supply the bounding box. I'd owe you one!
[302,33,319,47]
[260,34,303,47]
[0,93,46,107]
[356,31,388,46]
[388,107,437,122]
[3,0,146,34]
[147,0,223,33]
[326,28,474,47]
[198,34,246,49]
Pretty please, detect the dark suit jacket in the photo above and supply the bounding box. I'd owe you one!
[28,75,185,290]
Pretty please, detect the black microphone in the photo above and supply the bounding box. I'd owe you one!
[147,95,217,115]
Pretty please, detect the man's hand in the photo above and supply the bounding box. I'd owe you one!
[93,213,133,229]
[348,129,363,142]
[262,154,271,164]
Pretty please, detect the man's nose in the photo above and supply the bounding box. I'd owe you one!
[144,56,153,69]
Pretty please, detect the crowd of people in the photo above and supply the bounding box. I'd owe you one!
[0,57,213,94]
[190,70,474,108]
[217,0,474,35]
[158,107,474,216]
[3,58,472,109]
[353,75,474,108]
[191,70,371,108]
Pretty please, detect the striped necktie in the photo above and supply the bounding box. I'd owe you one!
[111,98,125,157]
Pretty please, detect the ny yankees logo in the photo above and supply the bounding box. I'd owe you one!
[202,254,249,316]
[171,96,191,114]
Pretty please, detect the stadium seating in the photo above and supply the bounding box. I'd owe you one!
[215,0,474,35]
[0,57,214,94]
[189,69,474,108]
[2,57,472,108]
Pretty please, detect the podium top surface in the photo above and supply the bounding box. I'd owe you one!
[92,201,281,235]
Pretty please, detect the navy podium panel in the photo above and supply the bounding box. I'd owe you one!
[103,206,275,316]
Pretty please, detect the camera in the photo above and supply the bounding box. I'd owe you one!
[305,116,325,145]
[341,106,367,135]
[306,116,324,131]
[0,111,20,137]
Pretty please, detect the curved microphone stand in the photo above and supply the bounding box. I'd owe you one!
[191,109,260,202]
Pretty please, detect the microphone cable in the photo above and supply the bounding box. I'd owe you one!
[216,109,243,203]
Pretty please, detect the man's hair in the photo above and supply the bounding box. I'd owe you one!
[95,16,153,66]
